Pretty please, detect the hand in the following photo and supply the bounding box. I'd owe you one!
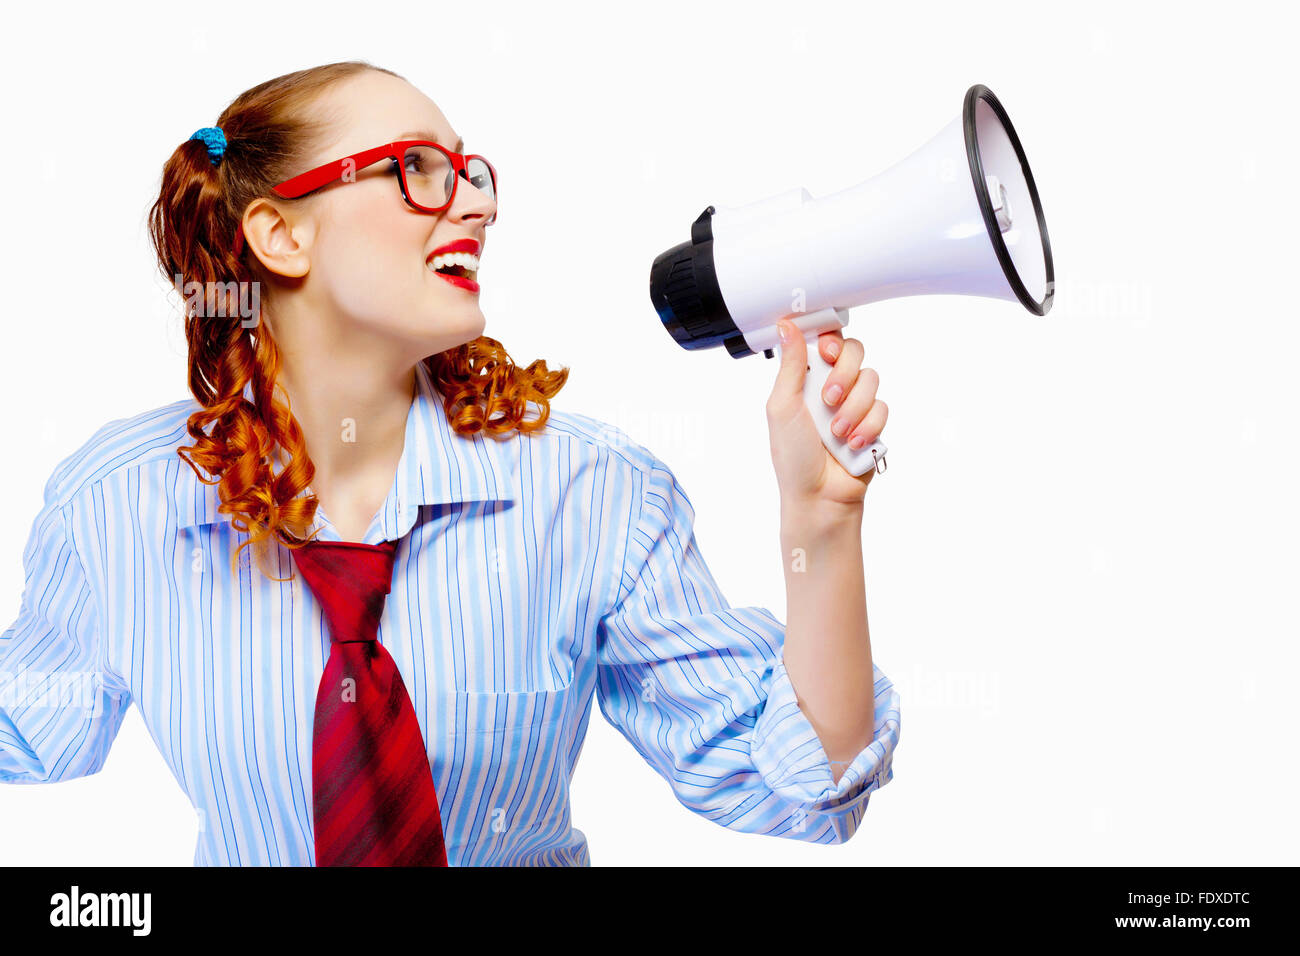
[766,319,888,511]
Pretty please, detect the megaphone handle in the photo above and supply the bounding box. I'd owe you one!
[781,333,888,477]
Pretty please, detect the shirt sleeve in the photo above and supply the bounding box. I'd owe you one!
[0,470,131,784]
[595,458,901,845]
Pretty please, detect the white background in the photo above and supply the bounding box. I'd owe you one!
[1,0,1296,866]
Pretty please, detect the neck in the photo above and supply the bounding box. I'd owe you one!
[271,353,416,499]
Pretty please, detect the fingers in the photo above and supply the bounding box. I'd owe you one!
[817,329,845,365]
[830,367,886,449]
[850,398,889,449]
[771,320,809,404]
[810,333,888,451]
[819,337,865,407]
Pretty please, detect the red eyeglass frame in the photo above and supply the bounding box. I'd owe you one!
[232,140,497,256]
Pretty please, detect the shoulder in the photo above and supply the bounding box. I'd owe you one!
[41,395,199,509]
[522,405,669,481]
[518,405,693,529]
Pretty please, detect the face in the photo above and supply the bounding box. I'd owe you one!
[249,70,498,360]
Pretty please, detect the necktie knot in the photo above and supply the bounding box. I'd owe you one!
[293,539,398,644]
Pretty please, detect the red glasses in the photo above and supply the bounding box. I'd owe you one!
[233,140,497,256]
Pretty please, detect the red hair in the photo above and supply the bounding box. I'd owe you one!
[147,60,568,580]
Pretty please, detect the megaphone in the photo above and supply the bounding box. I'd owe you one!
[649,84,1054,477]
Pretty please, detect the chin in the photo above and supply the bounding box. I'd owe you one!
[418,304,486,344]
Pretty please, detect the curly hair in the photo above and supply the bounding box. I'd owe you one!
[147,60,569,581]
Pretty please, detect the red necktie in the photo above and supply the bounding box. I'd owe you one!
[293,538,449,866]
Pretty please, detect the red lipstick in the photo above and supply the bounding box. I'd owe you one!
[427,238,481,294]
[427,238,480,259]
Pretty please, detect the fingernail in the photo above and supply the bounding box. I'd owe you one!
[824,384,843,405]
[778,321,792,344]
[826,340,841,360]
[849,435,866,450]
[832,417,848,437]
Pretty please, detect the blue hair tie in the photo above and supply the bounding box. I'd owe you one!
[189,126,227,165]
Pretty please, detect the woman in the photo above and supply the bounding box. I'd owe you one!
[0,60,900,865]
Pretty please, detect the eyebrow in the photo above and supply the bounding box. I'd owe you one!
[397,130,464,152]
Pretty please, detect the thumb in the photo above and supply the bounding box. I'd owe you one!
[771,320,808,402]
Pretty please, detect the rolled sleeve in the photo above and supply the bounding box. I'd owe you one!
[595,455,900,845]
[1,469,130,784]
[752,650,900,816]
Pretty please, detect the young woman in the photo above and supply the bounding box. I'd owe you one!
[0,60,900,866]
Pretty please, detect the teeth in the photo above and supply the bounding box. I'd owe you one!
[427,251,480,272]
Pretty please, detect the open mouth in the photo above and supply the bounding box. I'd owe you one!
[427,251,479,284]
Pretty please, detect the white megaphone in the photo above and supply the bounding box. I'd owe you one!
[649,84,1055,477]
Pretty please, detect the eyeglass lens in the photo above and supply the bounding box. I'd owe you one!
[402,146,496,211]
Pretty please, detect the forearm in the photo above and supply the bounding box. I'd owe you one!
[779,503,874,784]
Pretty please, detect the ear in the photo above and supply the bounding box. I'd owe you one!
[242,198,312,279]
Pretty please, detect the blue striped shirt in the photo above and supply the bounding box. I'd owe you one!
[0,359,901,865]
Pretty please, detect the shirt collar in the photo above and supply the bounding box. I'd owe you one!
[175,360,518,530]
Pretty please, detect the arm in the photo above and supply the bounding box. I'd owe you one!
[765,321,893,785]
[596,457,900,844]
[1,472,131,784]
[779,502,875,784]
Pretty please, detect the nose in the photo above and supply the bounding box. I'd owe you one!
[449,165,496,225]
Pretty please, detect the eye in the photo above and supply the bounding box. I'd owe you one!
[404,153,425,174]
